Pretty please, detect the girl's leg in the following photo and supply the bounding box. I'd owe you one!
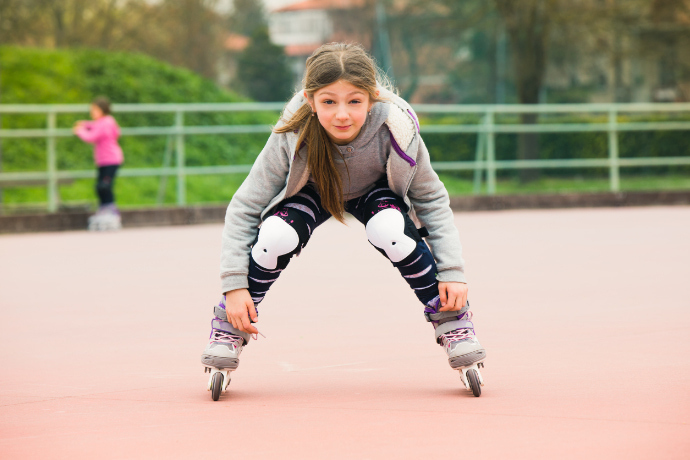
[348,182,485,371]
[346,183,440,309]
[96,165,118,207]
[247,184,331,305]
[202,184,331,371]
[89,166,121,231]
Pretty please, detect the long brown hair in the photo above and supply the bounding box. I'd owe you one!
[275,43,384,223]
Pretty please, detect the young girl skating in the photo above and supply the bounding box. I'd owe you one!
[73,97,124,231]
[201,43,486,399]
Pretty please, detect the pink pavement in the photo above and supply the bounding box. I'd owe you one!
[0,206,688,459]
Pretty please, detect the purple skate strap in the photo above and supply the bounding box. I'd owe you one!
[214,305,228,321]
[424,306,469,322]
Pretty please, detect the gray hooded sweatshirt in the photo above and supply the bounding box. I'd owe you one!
[219,88,466,294]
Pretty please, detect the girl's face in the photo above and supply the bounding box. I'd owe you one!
[307,80,377,145]
[90,104,104,120]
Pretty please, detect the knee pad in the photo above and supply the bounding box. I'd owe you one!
[365,208,418,263]
[251,209,309,270]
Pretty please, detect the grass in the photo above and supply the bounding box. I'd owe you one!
[1,173,689,213]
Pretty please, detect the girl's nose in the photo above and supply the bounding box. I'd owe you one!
[336,105,349,120]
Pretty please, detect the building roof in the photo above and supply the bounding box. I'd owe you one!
[224,34,250,52]
[284,43,323,56]
[273,0,365,13]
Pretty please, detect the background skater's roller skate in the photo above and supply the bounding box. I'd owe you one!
[426,301,486,397]
[88,204,122,231]
[201,299,251,401]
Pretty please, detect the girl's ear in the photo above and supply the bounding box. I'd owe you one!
[367,90,380,112]
[304,91,315,112]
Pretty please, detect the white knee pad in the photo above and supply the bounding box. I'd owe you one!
[365,208,417,263]
[251,216,300,270]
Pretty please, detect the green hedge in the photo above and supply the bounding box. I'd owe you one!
[421,113,690,177]
[0,46,277,176]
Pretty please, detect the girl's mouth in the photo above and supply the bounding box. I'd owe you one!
[334,125,351,131]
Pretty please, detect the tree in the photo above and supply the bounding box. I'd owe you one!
[228,0,266,37]
[492,0,559,181]
[235,27,292,102]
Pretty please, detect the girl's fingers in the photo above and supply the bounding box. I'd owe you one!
[439,285,448,308]
[445,292,458,311]
[240,313,258,335]
[248,303,258,322]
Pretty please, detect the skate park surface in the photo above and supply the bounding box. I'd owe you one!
[0,206,688,459]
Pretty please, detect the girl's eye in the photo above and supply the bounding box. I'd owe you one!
[350,100,361,104]
[322,100,334,105]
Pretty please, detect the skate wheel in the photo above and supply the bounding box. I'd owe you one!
[466,369,481,397]
[211,372,224,401]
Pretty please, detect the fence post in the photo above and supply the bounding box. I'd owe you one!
[608,108,620,192]
[175,111,186,206]
[472,113,487,195]
[157,135,173,206]
[47,111,58,212]
[486,111,496,195]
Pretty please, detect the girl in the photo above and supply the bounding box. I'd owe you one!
[74,97,124,230]
[201,43,486,395]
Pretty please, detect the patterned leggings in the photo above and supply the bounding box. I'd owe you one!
[247,180,441,309]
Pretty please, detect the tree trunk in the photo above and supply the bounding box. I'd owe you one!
[495,0,552,183]
[401,31,419,101]
[53,3,65,47]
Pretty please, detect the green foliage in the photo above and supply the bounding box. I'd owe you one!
[421,112,690,178]
[228,0,266,37]
[235,28,293,102]
[0,46,280,207]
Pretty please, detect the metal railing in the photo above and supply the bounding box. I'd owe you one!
[1,102,689,212]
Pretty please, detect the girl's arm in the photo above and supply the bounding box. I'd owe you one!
[219,131,293,294]
[74,120,103,143]
[406,136,466,285]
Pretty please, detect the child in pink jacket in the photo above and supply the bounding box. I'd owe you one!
[74,97,124,229]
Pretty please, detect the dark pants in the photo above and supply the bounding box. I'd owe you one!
[96,165,119,206]
[247,181,441,309]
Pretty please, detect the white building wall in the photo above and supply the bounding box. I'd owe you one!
[269,10,333,46]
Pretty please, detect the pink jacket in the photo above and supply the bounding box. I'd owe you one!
[75,115,124,167]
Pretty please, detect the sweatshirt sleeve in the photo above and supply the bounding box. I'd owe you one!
[75,120,105,143]
[219,131,293,294]
[406,136,467,284]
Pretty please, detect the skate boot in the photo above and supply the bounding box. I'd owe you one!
[201,298,251,401]
[88,204,121,231]
[425,300,486,397]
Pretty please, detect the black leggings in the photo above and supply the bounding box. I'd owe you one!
[96,165,119,206]
[247,181,441,309]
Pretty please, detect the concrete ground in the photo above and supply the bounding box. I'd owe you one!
[0,207,688,459]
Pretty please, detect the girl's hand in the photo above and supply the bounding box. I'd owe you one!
[438,282,468,311]
[73,120,84,134]
[224,288,258,334]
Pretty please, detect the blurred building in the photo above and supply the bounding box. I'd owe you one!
[218,33,250,87]
[268,0,370,87]
[222,0,690,104]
